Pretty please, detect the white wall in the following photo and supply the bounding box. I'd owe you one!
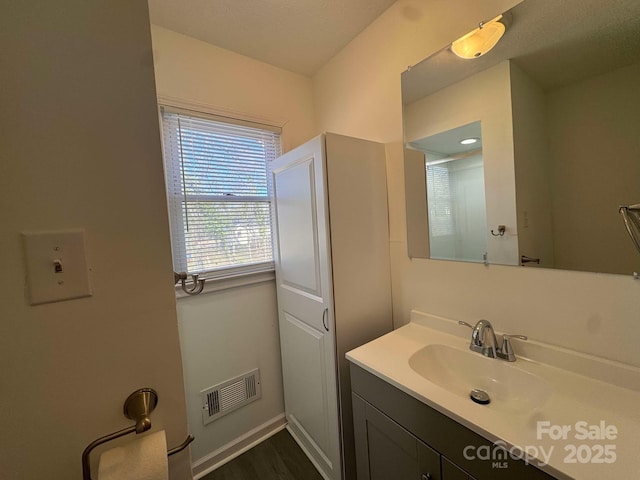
[150,25,318,468]
[176,282,284,463]
[312,0,640,367]
[0,2,190,479]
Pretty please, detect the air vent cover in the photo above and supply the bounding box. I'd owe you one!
[201,369,261,425]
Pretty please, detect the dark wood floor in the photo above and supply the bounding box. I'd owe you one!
[202,429,324,480]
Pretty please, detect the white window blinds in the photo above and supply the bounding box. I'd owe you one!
[160,107,282,278]
[426,164,455,238]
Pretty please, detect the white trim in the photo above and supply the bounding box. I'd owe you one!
[192,414,287,479]
[157,93,288,130]
[160,106,281,283]
[286,424,332,480]
[176,270,275,299]
[161,104,281,133]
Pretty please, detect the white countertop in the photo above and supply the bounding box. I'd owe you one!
[345,311,640,480]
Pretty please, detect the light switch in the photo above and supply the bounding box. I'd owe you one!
[22,229,92,305]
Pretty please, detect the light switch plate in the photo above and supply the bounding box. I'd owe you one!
[22,229,92,305]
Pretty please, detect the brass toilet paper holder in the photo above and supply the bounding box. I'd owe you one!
[81,388,194,480]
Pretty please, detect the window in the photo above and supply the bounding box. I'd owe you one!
[160,107,282,279]
[426,163,455,238]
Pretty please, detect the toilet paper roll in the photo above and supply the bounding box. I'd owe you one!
[98,430,169,480]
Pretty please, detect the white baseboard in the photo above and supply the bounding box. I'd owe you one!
[285,424,332,480]
[192,413,286,479]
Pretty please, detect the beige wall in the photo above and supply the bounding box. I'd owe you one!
[547,62,640,274]
[151,25,316,152]
[150,25,318,469]
[511,60,640,274]
[0,2,190,479]
[510,61,555,268]
[312,0,640,367]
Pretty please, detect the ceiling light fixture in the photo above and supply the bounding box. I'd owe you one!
[451,15,506,60]
[459,138,479,145]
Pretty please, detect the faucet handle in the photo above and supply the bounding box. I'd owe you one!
[458,321,474,329]
[503,334,528,341]
[500,334,528,361]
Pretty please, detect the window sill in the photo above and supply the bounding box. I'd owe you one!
[175,269,275,299]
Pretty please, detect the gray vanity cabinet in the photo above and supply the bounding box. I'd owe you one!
[353,394,441,480]
[350,364,556,480]
[442,458,474,480]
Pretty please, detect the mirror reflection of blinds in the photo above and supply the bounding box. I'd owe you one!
[161,107,282,278]
[426,164,455,237]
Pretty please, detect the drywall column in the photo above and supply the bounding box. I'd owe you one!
[0,2,190,479]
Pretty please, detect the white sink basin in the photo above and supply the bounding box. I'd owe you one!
[346,310,640,480]
[408,344,552,413]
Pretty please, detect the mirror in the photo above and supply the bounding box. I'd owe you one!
[402,0,640,275]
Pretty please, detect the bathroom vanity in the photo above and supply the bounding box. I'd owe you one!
[351,365,553,480]
[346,312,640,480]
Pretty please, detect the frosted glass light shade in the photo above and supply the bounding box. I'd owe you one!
[451,15,506,59]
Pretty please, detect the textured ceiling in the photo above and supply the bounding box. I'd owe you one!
[402,0,640,104]
[410,121,482,157]
[148,0,396,76]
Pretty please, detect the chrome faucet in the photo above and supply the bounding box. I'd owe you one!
[459,319,527,362]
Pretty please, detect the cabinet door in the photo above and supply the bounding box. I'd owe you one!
[442,457,470,480]
[271,136,341,480]
[418,441,443,480]
[353,394,441,480]
[351,365,556,480]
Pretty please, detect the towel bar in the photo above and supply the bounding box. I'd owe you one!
[81,388,194,480]
[168,434,195,456]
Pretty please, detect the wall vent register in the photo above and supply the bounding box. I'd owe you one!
[201,369,261,425]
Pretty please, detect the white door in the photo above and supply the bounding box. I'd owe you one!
[270,135,342,480]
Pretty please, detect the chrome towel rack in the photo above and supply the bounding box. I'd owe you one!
[81,388,194,480]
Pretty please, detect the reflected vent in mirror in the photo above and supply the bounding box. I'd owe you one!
[201,368,261,425]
